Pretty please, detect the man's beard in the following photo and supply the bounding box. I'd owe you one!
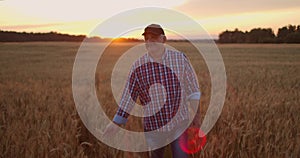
[145,42,164,53]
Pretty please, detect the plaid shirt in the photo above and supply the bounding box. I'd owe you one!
[113,48,200,132]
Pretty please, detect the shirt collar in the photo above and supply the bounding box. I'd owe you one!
[147,48,168,62]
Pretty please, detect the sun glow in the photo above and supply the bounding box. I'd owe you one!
[1,0,300,39]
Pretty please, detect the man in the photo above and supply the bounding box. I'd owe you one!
[103,24,201,158]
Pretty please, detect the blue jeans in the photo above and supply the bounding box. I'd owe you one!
[145,121,189,158]
[149,136,188,158]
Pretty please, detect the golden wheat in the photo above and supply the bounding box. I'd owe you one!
[0,42,299,157]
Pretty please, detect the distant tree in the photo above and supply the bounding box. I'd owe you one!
[245,28,275,43]
[219,30,233,43]
[218,24,300,43]
[288,25,296,32]
[277,24,300,43]
[277,26,289,42]
[219,28,275,43]
[232,28,246,43]
[219,28,246,43]
[285,32,300,43]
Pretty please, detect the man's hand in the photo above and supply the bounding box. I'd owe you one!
[102,122,122,138]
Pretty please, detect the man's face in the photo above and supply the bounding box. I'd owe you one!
[144,34,165,52]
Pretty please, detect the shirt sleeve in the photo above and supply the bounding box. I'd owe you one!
[113,65,140,125]
[183,55,201,101]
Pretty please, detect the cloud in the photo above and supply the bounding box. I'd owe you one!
[3,0,187,21]
[175,0,300,18]
[1,23,63,30]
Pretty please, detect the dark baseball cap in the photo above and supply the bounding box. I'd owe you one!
[142,24,165,36]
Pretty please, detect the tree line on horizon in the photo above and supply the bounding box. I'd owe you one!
[1,24,300,43]
[218,24,300,43]
[0,30,87,42]
[0,30,141,42]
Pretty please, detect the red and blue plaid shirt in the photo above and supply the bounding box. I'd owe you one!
[113,48,200,132]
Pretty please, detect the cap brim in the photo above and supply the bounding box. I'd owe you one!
[142,31,161,36]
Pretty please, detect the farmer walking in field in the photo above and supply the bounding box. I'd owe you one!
[103,24,201,158]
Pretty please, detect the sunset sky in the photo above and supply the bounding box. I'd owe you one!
[1,0,300,39]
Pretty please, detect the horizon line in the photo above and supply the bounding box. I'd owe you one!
[0,29,219,40]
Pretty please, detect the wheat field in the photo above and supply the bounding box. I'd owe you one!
[0,42,299,158]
